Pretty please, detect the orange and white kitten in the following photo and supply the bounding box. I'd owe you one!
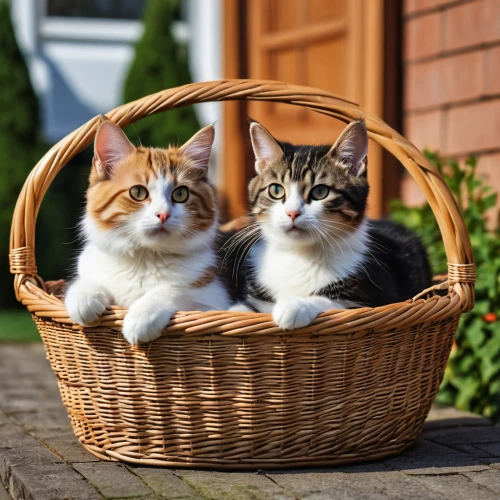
[65,118,230,344]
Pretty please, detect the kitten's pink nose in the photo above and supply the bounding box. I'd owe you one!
[286,210,301,222]
[156,212,170,223]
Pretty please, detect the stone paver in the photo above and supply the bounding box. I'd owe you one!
[413,474,500,500]
[0,480,10,500]
[2,343,500,499]
[129,467,202,499]
[179,471,295,500]
[382,438,491,475]
[268,466,441,500]
[424,426,500,446]
[463,470,500,495]
[0,420,101,500]
[8,464,101,500]
[31,428,101,463]
[73,462,155,499]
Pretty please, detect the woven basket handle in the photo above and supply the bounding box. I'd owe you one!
[10,79,475,299]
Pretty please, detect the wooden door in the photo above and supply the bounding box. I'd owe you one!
[247,0,363,144]
[222,0,387,220]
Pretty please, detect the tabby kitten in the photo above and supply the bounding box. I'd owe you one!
[65,118,230,344]
[231,119,431,330]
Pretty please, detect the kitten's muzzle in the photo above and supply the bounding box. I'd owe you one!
[286,210,302,222]
[156,212,170,224]
[284,221,307,234]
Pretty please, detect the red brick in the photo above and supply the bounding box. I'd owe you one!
[483,0,500,43]
[477,153,500,188]
[401,175,427,207]
[405,110,444,150]
[405,13,442,60]
[405,52,483,110]
[445,0,500,50]
[405,0,462,15]
[484,46,500,95]
[443,51,484,102]
[405,59,445,110]
[445,100,500,155]
[445,1,483,50]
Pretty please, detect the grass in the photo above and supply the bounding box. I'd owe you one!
[0,309,41,342]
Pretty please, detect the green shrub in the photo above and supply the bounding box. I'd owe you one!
[123,0,200,147]
[0,0,45,308]
[390,152,500,420]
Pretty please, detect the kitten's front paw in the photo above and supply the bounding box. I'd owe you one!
[65,283,113,326]
[273,298,322,330]
[122,302,176,345]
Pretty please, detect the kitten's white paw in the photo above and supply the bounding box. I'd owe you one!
[273,298,323,330]
[122,301,176,345]
[229,302,254,313]
[65,283,113,326]
[64,281,113,326]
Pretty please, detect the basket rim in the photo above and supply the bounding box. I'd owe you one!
[10,79,475,335]
[23,276,466,338]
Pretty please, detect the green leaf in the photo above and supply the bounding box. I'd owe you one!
[454,375,481,409]
[465,317,486,349]
[480,356,499,384]
[483,193,497,210]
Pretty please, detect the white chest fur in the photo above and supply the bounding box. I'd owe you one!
[77,243,215,307]
[250,223,369,300]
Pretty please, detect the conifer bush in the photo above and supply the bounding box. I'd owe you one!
[0,0,44,307]
[123,0,200,147]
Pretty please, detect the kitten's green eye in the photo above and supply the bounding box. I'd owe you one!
[172,186,189,203]
[129,185,149,201]
[269,183,285,200]
[310,184,329,200]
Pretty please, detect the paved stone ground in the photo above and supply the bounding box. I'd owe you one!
[2,344,500,499]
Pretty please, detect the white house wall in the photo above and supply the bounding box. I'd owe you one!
[11,0,223,148]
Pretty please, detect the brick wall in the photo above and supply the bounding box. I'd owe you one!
[402,0,500,212]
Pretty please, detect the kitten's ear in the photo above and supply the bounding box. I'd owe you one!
[93,116,135,180]
[249,121,283,174]
[178,124,215,172]
[327,120,368,177]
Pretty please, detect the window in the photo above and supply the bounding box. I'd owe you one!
[47,0,147,20]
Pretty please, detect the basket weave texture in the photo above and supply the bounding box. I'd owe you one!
[10,80,475,469]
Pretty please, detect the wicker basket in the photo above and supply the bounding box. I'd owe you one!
[10,80,476,470]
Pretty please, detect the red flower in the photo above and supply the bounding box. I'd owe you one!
[483,312,498,323]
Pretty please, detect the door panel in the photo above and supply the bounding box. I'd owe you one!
[306,37,346,97]
[246,0,365,153]
[269,0,301,31]
[308,0,345,23]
